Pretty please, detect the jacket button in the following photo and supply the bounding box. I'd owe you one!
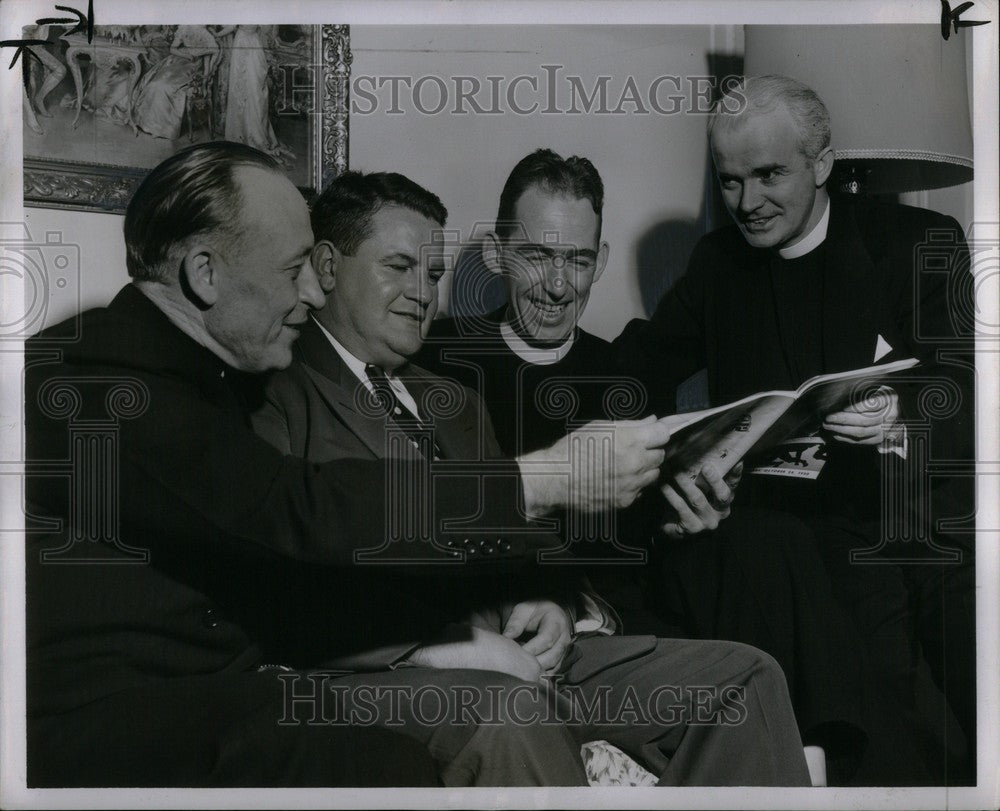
[498,539,511,552]
[202,608,219,629]
[462,538,473,547]
[480,540,494,554]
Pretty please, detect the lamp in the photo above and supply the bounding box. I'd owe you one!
[743,25,973,194]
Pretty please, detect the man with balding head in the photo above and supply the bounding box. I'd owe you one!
[23,142,590,787]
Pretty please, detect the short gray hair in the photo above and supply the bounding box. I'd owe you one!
[708,74,831,161]
[124,141,283,283]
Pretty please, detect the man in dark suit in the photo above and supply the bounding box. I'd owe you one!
[23,142,611,788]
[252,169,814,787]
[615,74,976,781]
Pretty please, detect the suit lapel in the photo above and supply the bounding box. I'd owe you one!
[399,364,477,460]
[821,198,881,373]
[296,318,477,461]
[294,318,396,459]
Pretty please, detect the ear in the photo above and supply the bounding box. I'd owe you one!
[181,243,219,306]
[482,231,504,276]
[812,145,835,188]
[593,240,610,284]
[311,240,340,294]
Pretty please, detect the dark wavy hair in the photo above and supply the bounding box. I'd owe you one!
[494,148,604,239]
[311,171,448,256]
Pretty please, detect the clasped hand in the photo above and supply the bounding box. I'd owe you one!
[407,600,573,682]
[498,599,574,675]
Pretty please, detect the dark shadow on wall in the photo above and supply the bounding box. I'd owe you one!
[636,50,742,315]
[633,51,742,412]
[634,206,712,413]
[449,241,507,319]
[635,218,704,317]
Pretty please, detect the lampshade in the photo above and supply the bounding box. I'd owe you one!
[744,25,973,193]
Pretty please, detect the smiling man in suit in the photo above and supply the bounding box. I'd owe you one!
[252,169,815,787]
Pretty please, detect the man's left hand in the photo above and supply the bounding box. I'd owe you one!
[823,386,900,445]
[502,600,574,674]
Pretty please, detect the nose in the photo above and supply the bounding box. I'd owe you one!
[405,267,437,309]
[542,256,569,300]
[739,180,763,214]
[297,258,326,310]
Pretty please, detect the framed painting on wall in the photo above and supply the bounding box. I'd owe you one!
[21,23,350,213]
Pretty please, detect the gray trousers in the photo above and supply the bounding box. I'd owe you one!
[314,635,811,786]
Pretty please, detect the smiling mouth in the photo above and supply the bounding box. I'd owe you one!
[530,299,570,317]
[393,311,424,324]
[742,215,776,229]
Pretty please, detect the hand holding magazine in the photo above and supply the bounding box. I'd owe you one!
[659,358,920,480]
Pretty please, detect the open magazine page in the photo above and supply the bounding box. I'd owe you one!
[661,393,793,476]
[747,358,920,475]
[660,359,919,478]
[794,356,920,398]
[660,359,920,481]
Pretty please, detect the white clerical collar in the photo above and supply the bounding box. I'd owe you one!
[499,319,575,366]
[778,195,830,259]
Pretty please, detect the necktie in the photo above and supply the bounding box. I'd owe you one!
[365,363,401,417]
[364,364,442,460]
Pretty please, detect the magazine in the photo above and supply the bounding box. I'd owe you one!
[659,357,920,478]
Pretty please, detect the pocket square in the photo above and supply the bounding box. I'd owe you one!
[874,334,893,362]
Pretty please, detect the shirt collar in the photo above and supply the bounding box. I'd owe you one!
[499,319,575,366]
[311,316,395,384]
[311,316,424,418]
[778,195,830,259]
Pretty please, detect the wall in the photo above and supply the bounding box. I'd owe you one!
[348,24,740,340]
[23,24,975,341]
[21,207,127,333]
[27,24,738,339]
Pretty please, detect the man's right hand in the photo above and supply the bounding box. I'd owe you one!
[406,623,542,682]
[517,415,672,518]
[661,462,742,539]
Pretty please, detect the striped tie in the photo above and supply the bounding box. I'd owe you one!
[365,364,442,460]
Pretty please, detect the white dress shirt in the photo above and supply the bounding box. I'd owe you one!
[313,316,423,420]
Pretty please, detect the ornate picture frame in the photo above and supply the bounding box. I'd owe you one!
[22,23,350,213]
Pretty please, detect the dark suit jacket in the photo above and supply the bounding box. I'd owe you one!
[615,196,975,541]
[254,316,508,465]
[252,317,569,667]
[24,286,559,721]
